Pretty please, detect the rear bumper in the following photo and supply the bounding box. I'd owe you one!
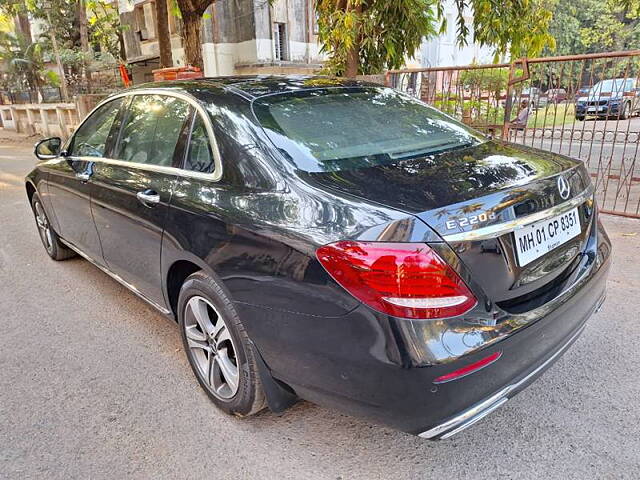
[419,301,598,439]
[237,216,612,437]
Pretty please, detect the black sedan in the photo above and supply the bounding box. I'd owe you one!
[26,77,611,439]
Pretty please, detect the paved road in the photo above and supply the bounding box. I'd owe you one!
[1,142,640,479]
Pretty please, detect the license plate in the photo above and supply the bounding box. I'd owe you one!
[513,208,581,267]
[587,106,596,113]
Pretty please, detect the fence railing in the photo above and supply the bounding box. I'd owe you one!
[387,50,640,218]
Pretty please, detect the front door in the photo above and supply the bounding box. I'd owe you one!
[46,97,125,262]
[90,94,192,307]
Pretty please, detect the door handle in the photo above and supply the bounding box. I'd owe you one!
[136,190,160,206]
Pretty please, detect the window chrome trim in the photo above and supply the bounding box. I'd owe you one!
[68,88,223,181]
[441,183,595,243]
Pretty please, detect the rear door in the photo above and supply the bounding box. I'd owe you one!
[46,97,125,262]
[90,93,192,308]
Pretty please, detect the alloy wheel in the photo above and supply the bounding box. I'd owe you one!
[183,295,240,400]
[34,200,53,254]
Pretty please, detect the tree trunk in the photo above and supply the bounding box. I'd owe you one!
[343,2,361,78]
[182,12,204,70]
[156,0,174,68]
[345,43,359,77]
[16,13,32,44]
[78,0,92,90]
[46,10,70,102]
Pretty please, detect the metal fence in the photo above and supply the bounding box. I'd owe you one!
[1,66,124,106]
[387,50,640,218]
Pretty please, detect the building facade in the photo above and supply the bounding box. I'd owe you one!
[418,0,494,68]
[118,0,323,82]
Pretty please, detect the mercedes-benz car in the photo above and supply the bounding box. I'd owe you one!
[25,76,611,439]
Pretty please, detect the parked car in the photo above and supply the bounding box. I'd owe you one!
[575,78,640,120]
[577,85,591,97]
[545,88,567,104]
[26,77,611,439]
[522,87,547,108]
[502,87,546,109]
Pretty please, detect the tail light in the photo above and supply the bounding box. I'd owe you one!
[316,241,477,319]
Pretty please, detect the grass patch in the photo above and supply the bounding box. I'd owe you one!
[529,103,576,128]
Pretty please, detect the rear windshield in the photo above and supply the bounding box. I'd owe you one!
[252,87,484,172]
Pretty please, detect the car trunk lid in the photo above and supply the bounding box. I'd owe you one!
[302,141,595,305]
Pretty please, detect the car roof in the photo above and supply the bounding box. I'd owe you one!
[130,75,382,100]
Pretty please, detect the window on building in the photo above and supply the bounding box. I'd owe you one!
[274,23,288,61]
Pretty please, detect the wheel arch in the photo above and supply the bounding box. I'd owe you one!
[164,252,299,413]
[25,180,37,205]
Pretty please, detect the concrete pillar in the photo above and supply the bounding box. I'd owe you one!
[25,108,36,135]
[40,109,50,137]
[55,107,66,138]
[10,106,19,133]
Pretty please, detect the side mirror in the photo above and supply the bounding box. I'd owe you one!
[34,137,62,160]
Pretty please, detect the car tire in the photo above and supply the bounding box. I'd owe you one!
[576,116,584,121]
[30,192,76,261]
[177,271,267,417]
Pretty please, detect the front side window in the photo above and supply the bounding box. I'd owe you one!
[253,87,484,173]
[185,115,215,173]
[114,94,190,166]
[69,98,123,157]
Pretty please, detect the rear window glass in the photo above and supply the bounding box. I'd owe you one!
[253,87,484,172]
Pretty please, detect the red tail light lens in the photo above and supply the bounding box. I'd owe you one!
[316,241,477,319]
[433,351,502,384]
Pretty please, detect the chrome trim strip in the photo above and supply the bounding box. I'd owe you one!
[60,239,172,315]
[418,321,587,440]
[66,88,223,182]
[442,184,594,243]
[439,397,508,440]
[70,156,217,181]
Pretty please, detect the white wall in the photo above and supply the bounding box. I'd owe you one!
[419,0,494,67]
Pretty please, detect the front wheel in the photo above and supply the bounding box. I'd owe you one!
[178,271,266,417]
[30,193,76,261]
[576,115,585,121]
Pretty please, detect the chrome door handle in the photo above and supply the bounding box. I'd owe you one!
[136,190,160,205]
[76,172,91,182]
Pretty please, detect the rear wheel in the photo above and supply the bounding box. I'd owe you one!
[576,115,585,121]
[30,193,76,261]
[178,271,266,416]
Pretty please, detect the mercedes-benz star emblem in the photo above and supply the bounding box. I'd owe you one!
[557,175,571,200]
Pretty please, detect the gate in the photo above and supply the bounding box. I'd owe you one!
[386,50,640,218]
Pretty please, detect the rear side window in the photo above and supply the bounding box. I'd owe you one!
[185,114,214,173]
[69,98,123,157]
[114,94,190,166]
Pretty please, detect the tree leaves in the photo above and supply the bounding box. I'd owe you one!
[317,0,557,75]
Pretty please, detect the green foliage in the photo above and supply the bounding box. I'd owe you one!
[317,0,438,75]
[316,0,557,75]
[545,0,640,55]
[459,68,509,98]
[468,0,556,60]
[0,32,59,95]
[87,0,127,60]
